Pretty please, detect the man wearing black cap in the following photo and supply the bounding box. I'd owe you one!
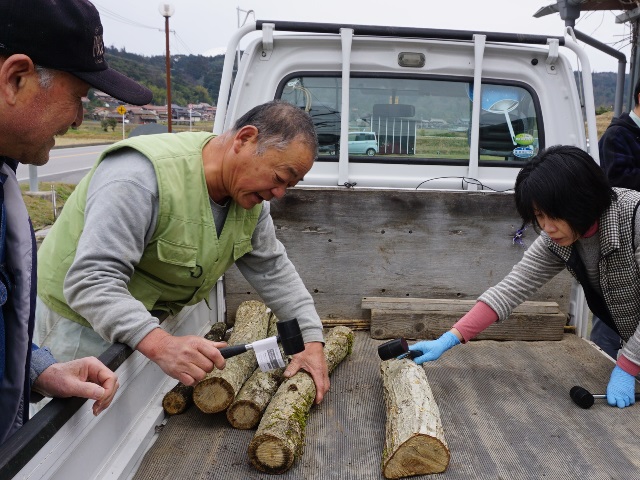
[0,0,153,445]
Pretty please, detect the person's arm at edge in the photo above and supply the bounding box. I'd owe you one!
[30,345,119,415]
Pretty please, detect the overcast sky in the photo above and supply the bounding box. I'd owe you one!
[92,0,633,73]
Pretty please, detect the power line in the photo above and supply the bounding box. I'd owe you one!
[93,2,164,32]
[173,32,194,55]
[94,3,196,56]
[588,11,606,37]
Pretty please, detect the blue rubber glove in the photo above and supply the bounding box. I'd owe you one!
[408,331,461,365]
[606,365,636,408]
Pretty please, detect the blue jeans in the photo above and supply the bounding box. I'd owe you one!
[590,316,622,359]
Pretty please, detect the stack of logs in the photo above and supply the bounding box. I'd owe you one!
[163,297,531,477]
[162,300,354,475]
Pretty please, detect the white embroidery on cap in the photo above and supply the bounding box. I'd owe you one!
[93,27,104,64]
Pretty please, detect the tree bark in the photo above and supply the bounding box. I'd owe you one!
[193,301,271,414]
[248,326,354,474]
[203,321,228,342]
[380,359,450,478]
[226,313,285,429]
[162,322,228,416]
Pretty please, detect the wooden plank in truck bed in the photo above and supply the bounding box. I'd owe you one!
[133,333,640,479]
[362,297,561,314]
[364,297,567,341]
[370,308,567,340]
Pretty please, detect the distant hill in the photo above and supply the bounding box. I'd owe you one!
[104,46,226,106]
[105,47,627,112]
[585,72,631,111]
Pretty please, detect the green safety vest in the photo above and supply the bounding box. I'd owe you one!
[38,132,262,327]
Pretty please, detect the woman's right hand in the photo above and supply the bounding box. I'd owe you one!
[408,331,461,365]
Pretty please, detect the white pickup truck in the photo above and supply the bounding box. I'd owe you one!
[3,20,638,480]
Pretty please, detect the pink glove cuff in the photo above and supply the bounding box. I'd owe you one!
[617,355,640,377]
[452,301,499,343]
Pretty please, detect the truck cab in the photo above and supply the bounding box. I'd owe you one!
[215,21,596,192]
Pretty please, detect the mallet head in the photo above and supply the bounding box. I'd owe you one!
[378,338,410,361]
[276,318,305,356]
[570,386,595,409]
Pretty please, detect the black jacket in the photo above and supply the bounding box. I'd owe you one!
[598,112,640,190]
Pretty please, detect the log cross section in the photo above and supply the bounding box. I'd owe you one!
[162,322,228,416]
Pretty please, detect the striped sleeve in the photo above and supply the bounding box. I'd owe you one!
[478,236,567,321]
[619,230,640,367]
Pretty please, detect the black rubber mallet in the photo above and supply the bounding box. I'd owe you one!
[378,338,421,361]
[570,385,640,409]
[218,317,305,359]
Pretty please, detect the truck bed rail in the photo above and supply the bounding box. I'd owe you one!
[255,20,566,45]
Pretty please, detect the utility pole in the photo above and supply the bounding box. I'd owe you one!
[159,4,175,132]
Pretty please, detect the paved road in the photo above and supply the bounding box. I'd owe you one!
[16,144,112,185]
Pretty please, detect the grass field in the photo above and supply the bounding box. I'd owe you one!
[22,183,76,232]
[55,119,215,146]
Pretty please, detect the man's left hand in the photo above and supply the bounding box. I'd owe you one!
[33,357,119,416]
[283,341,329,403]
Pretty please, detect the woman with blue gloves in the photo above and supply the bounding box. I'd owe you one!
[410,145,639,409]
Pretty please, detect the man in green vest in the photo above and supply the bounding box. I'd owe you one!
[35,100,330,403]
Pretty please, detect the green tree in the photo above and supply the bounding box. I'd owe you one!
[191,85,212,104]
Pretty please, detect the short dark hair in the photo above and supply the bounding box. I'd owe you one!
[515,145,615,236]
[634,78,640,107]
[233,100,318,156]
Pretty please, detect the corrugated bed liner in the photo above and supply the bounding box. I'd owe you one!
[134,332,640,479]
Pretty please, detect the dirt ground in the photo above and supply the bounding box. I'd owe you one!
[596,111,614,139]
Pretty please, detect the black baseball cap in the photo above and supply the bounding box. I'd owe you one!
[0,0,153,106]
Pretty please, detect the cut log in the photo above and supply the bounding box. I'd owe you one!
[380,359,450,478]
[226,313,285,429]
[162,322,228,416]
[193,301,271,414]
[248,326,354,474]
[162,383,194,416]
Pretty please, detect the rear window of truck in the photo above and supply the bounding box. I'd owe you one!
[278,75,542,166]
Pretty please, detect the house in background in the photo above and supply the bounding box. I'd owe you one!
[128,107,160,124]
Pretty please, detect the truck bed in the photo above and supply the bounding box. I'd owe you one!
[133,332,640,479]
